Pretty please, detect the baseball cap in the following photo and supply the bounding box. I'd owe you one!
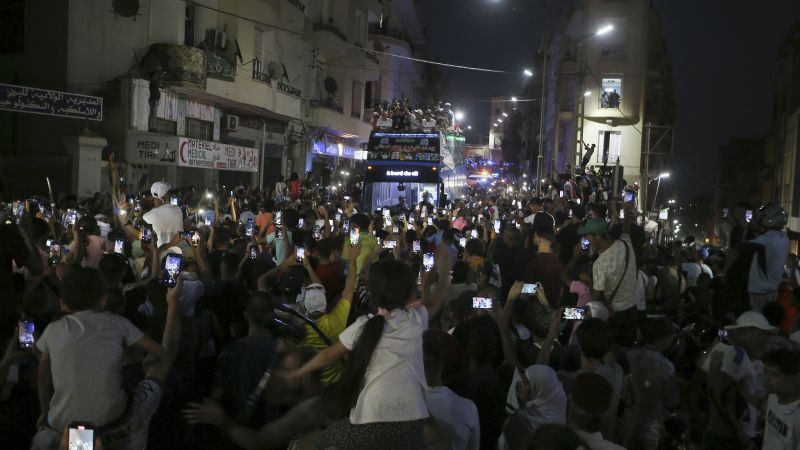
[578,218,608,236]
[302,283,328,315]
[151,181,171,199]
[724,311,778,332]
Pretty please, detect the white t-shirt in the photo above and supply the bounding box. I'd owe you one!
[338,305,429,424]
[143,203,183,247]
[37,311,144,431]
[763,394,800,450]
[426,386,480,450]
[593,234,638,312]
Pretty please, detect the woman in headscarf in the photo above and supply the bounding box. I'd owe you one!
[499,365,568,450]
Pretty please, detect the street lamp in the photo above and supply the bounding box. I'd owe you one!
[497,118,503,123]
[502,112,508,117]
[650,172,670,213]
[455,111,464,121]
[467,125,472,130]
[584,90,592,97]
[523,69,533,77]
[596,24,614,36]
[511,96,518,102]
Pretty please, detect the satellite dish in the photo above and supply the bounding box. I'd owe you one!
[267,61,282,80]
[324,77,338,95]
[112,0,140,17]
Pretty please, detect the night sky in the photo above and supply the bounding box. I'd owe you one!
[421,0,800,196]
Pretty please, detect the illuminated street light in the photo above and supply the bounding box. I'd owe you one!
[455,111,464,121]
[596,24,614,36]
[523,69,533,77]
[659,172,670,178]
[497,118,503,123]
[584,90,592,97]
[467,125,472,130]
[511,96,518,102]
[502,112,508,117]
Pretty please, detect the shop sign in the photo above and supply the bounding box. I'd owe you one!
[365,163,439,183]
[367,132,441,162]
[125,133,179,166]
[0,83,103,121]
[178,138,259,172]
[277,81,302,98]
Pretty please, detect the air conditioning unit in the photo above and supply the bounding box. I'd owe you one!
[224,115,239,132]
[205,28,227,49]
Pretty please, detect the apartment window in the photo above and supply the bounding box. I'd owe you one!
[351,81,363,118]
[600,78,622,108]
[184,5,196,46]
[364,81,373,108]
[186,118,213,140]
[152,118,177,136]
[597,130,621,165]
[354,9,366,46]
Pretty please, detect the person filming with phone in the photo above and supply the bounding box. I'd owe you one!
[142,181,183,250]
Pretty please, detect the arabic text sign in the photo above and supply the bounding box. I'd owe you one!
[178,138,259,172]
[0,83,103,121]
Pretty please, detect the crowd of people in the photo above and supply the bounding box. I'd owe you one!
[1,168,799,450]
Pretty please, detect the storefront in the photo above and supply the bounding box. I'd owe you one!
[124,132,259,192]
[306,131,366,186]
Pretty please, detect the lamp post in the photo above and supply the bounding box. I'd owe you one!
[649,172,669,213]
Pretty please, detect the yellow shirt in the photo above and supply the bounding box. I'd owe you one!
[302,298,351,383]
[342,232,378,276]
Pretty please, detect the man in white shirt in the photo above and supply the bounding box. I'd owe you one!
[579,218,638,346]
[143,181,183,247]
[423,332,480,450]
[762,348,800,450]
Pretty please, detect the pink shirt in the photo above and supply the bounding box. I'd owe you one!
[570,281,592,338]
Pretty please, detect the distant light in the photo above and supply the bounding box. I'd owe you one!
[502,112,508,117]
[673,220,678,224]
[494,123,498,127]
[523,69,533,77]
[467,125,472,130]
[455,110,465,121]
[659,172,670,178]
[511,96,518,102]
[497,118,503,123]
[596,24,614,36]
[584,90,592,97]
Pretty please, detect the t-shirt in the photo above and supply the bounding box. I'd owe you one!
[266,230,294,265]
[749,230,791,294]
[302,298,351,383]
[255,212,275,236]
[315,261,344,297]
[341,232,378,277]
[681,262,713,287]
[37,311,145,431]
[425,386,480,450]
[338,305,429,424]
[763,394,800,450]
[593,234,638,312]
[142,204,183,247]
[522,253,564,307]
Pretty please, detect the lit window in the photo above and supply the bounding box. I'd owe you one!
[600,78,622,108]
[597,130,621,165]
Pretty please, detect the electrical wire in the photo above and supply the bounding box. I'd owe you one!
[183,0,513,74]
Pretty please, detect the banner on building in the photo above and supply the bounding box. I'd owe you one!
[178,138,258,172]
[0,83,103,121]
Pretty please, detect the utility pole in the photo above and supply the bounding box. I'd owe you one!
[642,122,651,221]
[536,0,550,195]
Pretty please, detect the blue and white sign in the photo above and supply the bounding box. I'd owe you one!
[0,83,103,121]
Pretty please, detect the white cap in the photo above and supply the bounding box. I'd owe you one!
[724,311,778,332]
[302,283,327,315]
[151,181,172,199]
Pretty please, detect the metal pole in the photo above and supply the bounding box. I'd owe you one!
[651,176,661,214]
[259,120,266,191]
[642,122,651,220]
[537,41,548,195]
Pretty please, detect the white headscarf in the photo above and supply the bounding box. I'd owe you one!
[505,365,567,430]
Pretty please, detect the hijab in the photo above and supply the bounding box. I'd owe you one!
[505,365,567,430]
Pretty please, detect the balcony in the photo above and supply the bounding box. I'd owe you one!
[368,23,415,53]
[310,99,344,113]
[313,22,348,42]
[140,43,207,89]
[354,42,380,65]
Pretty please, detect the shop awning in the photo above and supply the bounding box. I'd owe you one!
[172,87,293,124]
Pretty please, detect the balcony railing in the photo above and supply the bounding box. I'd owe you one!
[310,99,344,113]
[368,23,414,52]
[313,22,348,42]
